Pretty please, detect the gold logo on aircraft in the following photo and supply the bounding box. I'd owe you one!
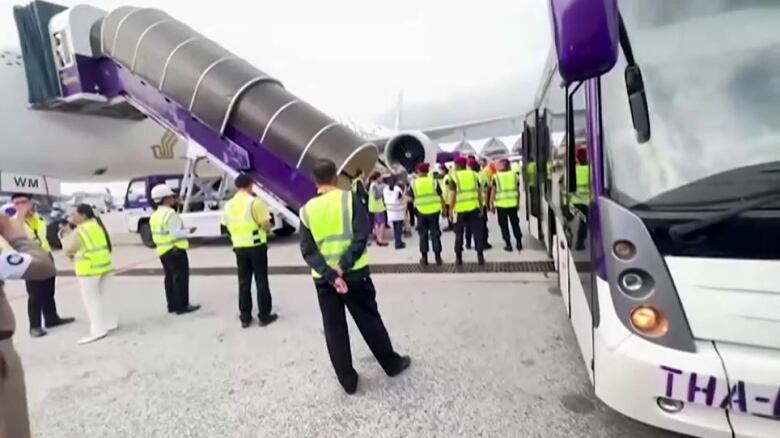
[151,130,178,159]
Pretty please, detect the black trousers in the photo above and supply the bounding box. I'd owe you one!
[160,248,190,312]
[416,211,442,255]
[465,207,490,247]
[407,201,416,227]
[235,245,273,323]
[455,209,485,255]
[315,274,403,387]
[497,207,523,247]
[26,275,58,329]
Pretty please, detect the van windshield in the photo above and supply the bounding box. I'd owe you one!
[602,0,780,209]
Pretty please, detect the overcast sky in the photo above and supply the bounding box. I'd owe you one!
[2,0,551,193]
[3,0,550,123]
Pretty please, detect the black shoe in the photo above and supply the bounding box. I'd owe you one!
[477,254,486,266]
[465,244,472,250]
[395,242,407,250]
[517,242,523,251]
[259,314,278,327]
[420,255,429,266]
[387,355,411,377]
[241,320,252,329]
[339,372,359,395]
[30,328,47,338]
[455,255,463,266]
[503,245,513,252]
[167,309,176,314]
[176,304,201,315]
[485,243,493,250]
[435,254,443,266]
[47,317,76,328]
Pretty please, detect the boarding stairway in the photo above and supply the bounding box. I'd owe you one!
[14,2,379,227]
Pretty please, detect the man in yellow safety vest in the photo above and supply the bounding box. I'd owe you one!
[491,159,523,252]
[299,159,410,394]
[409,162,443,266]
[222,174,278,328]
[11,193,74,338]
[149,185,200,315]
[447,157,486,266]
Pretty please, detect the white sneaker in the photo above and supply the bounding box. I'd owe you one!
[78,332,108,345]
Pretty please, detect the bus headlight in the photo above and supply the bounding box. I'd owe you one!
[630,305,669,337]
[618,269,655,299]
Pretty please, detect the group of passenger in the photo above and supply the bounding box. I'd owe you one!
[359,155,524,266]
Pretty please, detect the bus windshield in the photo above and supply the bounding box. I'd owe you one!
[601,0,780,210]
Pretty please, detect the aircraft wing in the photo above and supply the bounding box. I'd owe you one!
[368,113,525,147]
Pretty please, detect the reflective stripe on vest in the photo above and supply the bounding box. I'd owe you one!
[224,192,266,248]
[74,220,113,277]
[367,183,386,213]
[150,207,189,256]
[453,170,480,213]
[300,190,369,278]
[494,171,519,209]
[22,215,51,253]
[412,176,441,215]
[571,164,591,205]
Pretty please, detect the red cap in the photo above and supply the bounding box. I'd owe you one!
[454,157,467,167]
[416,162,430,173]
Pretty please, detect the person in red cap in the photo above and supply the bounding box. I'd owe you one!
[409,163,443,266]
[465,160,492,251]
[446,157,486,265]
[439,163,454,231]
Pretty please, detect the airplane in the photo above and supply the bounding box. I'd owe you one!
[0,0,531,199]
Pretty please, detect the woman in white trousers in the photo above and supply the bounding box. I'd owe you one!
[62,204,118,345]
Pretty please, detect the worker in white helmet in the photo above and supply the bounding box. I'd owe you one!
[149,185,200,315]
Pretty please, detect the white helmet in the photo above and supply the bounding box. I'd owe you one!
[150,184,175,202]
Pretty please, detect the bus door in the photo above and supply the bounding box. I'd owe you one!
[564,81,595,381]
[522,111,543,241]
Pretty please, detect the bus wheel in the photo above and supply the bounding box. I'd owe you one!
[139,222,155,248]
[273,223,296,237]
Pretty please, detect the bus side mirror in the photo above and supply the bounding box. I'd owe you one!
[549,0,620,83]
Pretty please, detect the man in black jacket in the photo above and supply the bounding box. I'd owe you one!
[299,159,411,394]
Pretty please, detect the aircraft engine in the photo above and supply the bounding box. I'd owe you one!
[382,131,437,172]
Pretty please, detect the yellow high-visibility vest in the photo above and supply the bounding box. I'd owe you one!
[150,206,189,256]
[453,170,480,213]
[21,214,51,253]
[367,183,386,213]
[412,175,442,215]
[494,171,520,209]
[571,164,591,205]
[526,161,538,188]
[74,219,113,277]
[300,190,369,278]
[223,192,267,248]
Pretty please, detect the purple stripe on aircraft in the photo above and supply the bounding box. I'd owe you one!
[585,79,606,279]
[89,57,316,210]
